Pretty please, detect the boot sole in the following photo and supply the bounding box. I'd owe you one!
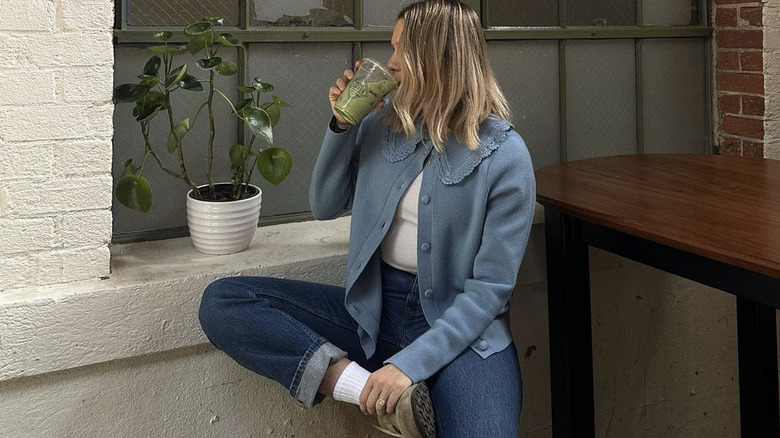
[410,382,436,438]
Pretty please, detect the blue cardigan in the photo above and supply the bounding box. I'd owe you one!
[310,107,536,383]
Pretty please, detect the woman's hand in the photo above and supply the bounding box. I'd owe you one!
[328,60,385,130]
[359,363,412,416]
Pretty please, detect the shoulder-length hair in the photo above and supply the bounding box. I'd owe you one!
[387,0,511,151]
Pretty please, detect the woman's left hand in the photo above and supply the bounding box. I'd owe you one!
[359,363,412,416]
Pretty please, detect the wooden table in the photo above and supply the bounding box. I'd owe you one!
[536,154,780,437]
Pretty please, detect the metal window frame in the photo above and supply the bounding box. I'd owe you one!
[112,0,713,243]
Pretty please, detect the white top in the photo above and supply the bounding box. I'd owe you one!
[380,171,423,274]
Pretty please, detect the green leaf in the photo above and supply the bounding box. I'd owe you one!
[196,57,223,70]
[137,74,160,87]
[217,33,240,46]
[260,101,281,127]
[242,106,273,146]
[184,21,213,36]
[187,35,205,55]
[153,31,173,42]
[252,81,274,93]
[165,64,188,88]
[234,98,253,113]
[149,45,188,55]
[136,104,162,122]
[113,83,150,103]
[229,144,250,169]
[256,148,292,186]
[144,91,167,108]
[116,175,152,212]
[203,16,225,25]
[143,55,161,76]
[167,118,190,152]
[272,96,291,107]
[215,61,238,76]
[121,159,137,179]
[179,74,204,91]
[237,86,256,94]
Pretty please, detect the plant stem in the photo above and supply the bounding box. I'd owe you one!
[141,123,197,191]
[213,88,241,117]
[163,85,199,197]
[206,69,216,199]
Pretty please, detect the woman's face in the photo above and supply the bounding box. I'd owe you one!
[387,19,404,83]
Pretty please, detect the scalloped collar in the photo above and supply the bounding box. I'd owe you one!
[381,116,512,185]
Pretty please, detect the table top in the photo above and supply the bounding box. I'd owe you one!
[535,154,780,279]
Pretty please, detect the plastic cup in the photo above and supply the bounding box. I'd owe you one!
[334,58,398,125]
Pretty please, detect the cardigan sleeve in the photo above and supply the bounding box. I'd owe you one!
[384,132,536,382]
[309,117,361,220]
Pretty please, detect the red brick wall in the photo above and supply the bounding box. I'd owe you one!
[714,0,764,156]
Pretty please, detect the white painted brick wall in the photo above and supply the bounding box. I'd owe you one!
[765,0,780,159]
[0,0,114,291]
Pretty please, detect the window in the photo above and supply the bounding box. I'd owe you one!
[113,0,711,242]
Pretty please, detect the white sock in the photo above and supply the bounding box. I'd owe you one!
[332,361,371,405]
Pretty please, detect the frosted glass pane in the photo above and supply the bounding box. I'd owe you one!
[247,43,353,217]
[113,47,240,236]
[643,0,699,25]
[488,0,558,27]
[489,41,561,168]
[567,0,635,26]
[362,42,393,66]
[642,39,707,154]
[363,0,407,28]
[250,0,354,26]
[127,0,239,26]
[566,40,637,161]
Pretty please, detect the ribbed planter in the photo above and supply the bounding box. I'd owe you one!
[186,183,263,255]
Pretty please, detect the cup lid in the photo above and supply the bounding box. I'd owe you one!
[360,57,398,83]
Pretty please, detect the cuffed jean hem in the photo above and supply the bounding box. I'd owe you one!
[292,341,347,408]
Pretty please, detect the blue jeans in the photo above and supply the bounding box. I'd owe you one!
[199,262,522,438]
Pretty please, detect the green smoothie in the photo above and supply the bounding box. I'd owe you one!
[334,77,397,125]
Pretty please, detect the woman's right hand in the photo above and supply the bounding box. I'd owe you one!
[329,60,386,130]
[329,61,361,129]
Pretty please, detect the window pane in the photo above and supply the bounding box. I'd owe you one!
[127,0,239,26]
[567,0,636,26]
[113,47,240,237]
[643,0,699,26]
[250,0,354,26]
[363,42,393,66]
[489,41,561,168]
[488,0,559,27]
[246,43,353,217]
[566,40,637,160]
[642,39,707,154]
[363,0,407,28]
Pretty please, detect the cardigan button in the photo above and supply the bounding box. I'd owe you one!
[423,289,433,298]
[420,195,430,205]
[420,242,430,252]
[476,340,489,352]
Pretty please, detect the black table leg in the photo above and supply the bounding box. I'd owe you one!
[736,297,779,438]
[545,207,596,438]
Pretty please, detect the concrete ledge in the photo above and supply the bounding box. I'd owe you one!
[0,217,352,382]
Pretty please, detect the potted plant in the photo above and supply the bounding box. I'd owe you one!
[112,17,291,255]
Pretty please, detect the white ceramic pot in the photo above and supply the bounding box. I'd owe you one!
[186,183,262,255]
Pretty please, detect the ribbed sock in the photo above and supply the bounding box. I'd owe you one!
[332,361,371,405]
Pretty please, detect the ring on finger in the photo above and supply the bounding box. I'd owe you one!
[378,398,386,407]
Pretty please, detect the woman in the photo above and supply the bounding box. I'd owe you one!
[199,1,536,437]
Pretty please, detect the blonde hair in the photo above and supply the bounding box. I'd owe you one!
[387,0,511,151]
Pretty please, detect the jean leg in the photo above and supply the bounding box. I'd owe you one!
[427,343,523,438]
[199,276,380,407]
